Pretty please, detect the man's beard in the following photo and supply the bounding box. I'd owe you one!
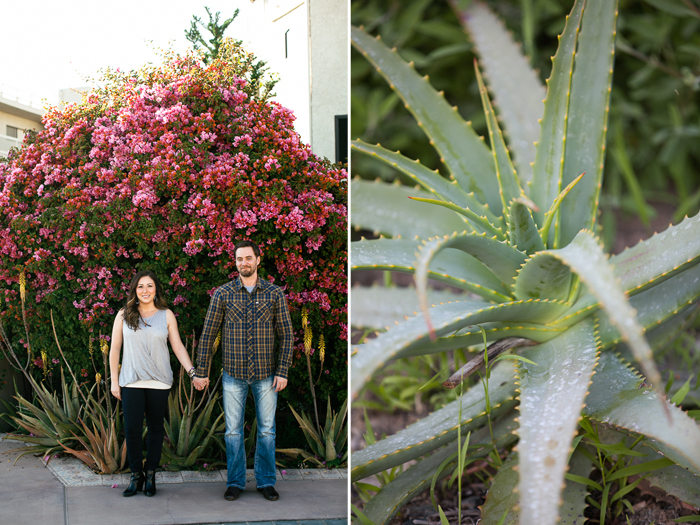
[239,265,256,277]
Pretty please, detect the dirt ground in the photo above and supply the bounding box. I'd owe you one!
[350,204,700,524]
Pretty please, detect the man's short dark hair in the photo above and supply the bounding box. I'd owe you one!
[234,240,260,258]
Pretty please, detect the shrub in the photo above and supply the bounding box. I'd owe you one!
[0,48,347,414]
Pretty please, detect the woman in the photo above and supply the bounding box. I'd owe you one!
[109,270,197,497]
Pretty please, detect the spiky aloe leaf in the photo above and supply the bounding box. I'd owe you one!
[351,25,502,214]
[415,231,527,294]
[559,0,619,247]
[609,211,700,295]
[508,200,545,255]
[584,352,700,476]
[479,455,519,525]
[516,230,662,389]
[452,0,545,185]
[351,237,512,301]
[480,449,592,525]
[352,361,516,481]
[474,60,525,214]
[351,179,470,239]
[516,319,598,525]
[359,414,519,525]
[351,299,568,399]
[529,0,585,243]
[352,140,501,226]
[350,286,471,330]
[597,260,700,348]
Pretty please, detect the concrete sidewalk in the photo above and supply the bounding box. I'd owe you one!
[0,435,348,525]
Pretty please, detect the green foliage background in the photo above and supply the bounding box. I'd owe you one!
[351,0,700,248]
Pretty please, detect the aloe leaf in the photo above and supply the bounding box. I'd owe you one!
[539,172,585,247]
[398,321,566,359]
[517,230,662,388]
[529,0,585,241]
[359,414,519,525]
[609,211,700,295]
[508,200,545,255]
[407,196,505,238]
[516,318,598,525]
[559,448,594,525]
[558,0,619,247]
[474,60,524,214]
[352,361,517,481]
[352,140,501,225]
[415,232,527,296]
[631,445,700,507]
[351,178,472,239]
[453,0,545,186]
[597,260,700,349]
[479,455,519,525]
[351,237,512,301]
[584,352,700,476]
[350,285,472,330]
[351,25,502,214]
[351,299,568,398]
[513,251,572,302]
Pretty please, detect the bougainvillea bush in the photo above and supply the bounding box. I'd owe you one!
[0,50,347,415]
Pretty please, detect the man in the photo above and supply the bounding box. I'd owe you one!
[193,240,293,502]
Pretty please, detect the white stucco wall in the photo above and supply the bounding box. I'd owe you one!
[308,0,348,162]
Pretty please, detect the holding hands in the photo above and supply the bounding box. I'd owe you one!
[192,377,210,390]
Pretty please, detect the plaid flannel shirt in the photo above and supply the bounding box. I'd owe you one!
[195,277,294,381]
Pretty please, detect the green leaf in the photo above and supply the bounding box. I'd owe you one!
[407,195,505,239]
[437,506,450,525]
[559,448,594,525]
[529,0,585,240]
[479,456,520,525]
[673,517,700,523]
[513,251,573,302]
[564,473,602,492]
[508,200,545,255]
[351,299,568,399]
[475,60,524,215]
[351,140,499,224]
[351,237,512,301]
[349,285,471,330]
[518,230,662,388]
[351,179,470,239]
[608,206,700,295]
[414,231,527,296]
[596,260,700,349]
[352,503,378,525]
[606,458,675,482]
[352,361,517,481]
[585,352,700,476]
[454,1,545,185]
[516,318,599,525]
[351,25,502,214]
[558,0,619,247]
[643,0,700,18]
[359,414,518,525]
[671,376,693,406]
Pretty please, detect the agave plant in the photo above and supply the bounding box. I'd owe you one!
[351,1,700,524]
[279,397,348,468]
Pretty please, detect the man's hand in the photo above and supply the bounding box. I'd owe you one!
[111,383,121,400]
[193,377,210,391]
[272,376,287,392]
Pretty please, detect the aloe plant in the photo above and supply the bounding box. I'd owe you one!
[351,1,700,524]
[279,397,348,468]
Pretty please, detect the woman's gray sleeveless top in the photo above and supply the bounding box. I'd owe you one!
[119,309,173,387]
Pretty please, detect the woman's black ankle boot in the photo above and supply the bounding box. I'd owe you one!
[123,471,144,497]
[144,470,157,497]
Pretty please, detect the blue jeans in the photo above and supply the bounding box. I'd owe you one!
[222,372,277,489]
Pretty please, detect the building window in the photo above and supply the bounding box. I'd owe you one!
[6,125,19,138]
[335,115,348,165]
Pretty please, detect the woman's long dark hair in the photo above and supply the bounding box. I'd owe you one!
[123,270,168,331]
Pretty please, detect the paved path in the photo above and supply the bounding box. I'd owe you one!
[0,435,348,525]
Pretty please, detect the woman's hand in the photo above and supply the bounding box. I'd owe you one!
[111,383,121,400]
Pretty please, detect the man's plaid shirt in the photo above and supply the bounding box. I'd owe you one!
[195,277,294,381]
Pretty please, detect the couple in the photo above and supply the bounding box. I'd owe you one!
[109,241,293,502]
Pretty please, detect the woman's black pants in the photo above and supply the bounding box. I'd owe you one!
[121,387,170,473]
